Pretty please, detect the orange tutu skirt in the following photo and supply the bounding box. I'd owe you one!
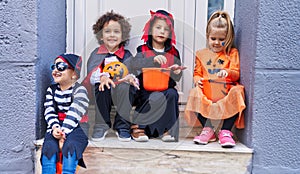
[184,85,246,129]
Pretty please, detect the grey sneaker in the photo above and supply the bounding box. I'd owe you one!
[91,127,108,141]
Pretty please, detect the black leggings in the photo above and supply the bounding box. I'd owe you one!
[197,113,238,130]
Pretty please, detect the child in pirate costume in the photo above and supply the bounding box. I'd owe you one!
[41,53,89,173]
[82,11,139,142]
[184,11,246,148]
[125,9,183,142]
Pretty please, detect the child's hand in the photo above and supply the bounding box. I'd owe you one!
[196,78,204,88]
[52,126,63,139]
[154,55,167,65]
[99,75,116,91]
[118,74,140,90]
[169,64,181,74]
[58,137,65,151]
[217,70,228,78]
[58,131,66,151]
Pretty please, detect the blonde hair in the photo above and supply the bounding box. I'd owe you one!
[206,10,235,55]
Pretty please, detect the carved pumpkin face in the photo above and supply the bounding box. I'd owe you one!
[103,61,128,81]
[204,57,230,102]
[206,58,224,75]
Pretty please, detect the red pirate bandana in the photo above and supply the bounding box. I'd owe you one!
[141,10,176,45]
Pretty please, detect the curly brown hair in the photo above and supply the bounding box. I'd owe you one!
[93,10,131,46]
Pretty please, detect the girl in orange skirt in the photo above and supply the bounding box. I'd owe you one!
[184,11,246,148]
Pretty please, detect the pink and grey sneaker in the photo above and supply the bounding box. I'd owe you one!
[193,127,216,145]
[218,130,236,148]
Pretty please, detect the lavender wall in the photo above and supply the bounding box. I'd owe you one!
[0,0,37,173]
[235,0,300,173]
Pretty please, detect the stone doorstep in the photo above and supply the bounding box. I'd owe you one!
[35,137,253,174]
[77,147,252,174]
[88,134,252,154]
[79,137,252,174]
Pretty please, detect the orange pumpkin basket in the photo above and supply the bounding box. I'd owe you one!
[202,78,235,102]
[142,68,170,91]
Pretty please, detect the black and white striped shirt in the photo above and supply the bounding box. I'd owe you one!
[44,82,89,135]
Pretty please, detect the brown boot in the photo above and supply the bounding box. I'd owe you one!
[131,125,149,142]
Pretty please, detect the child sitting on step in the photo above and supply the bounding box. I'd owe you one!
[41,53,89,173]
[184,10,246,148]
[82,11,139,142]
[125,9,183,142]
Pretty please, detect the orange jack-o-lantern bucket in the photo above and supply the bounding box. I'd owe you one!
[103,62,128,81]
[202,78,234,102]
[142,68,170,91]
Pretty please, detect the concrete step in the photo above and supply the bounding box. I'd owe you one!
[76,136,252,174]
[35,136,252,174]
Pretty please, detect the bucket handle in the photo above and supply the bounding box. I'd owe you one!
[206,79,237,85]
[160,68,171,73]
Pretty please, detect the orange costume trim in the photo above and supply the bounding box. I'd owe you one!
[184,48,246,129]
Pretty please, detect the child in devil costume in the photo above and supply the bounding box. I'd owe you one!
[125,9,183,142]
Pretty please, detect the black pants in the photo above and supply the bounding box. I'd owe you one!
[197,113,238,130]
[94,82,136,131]
[133,88,179,140]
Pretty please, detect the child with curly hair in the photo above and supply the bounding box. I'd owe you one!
[82,11,138,142]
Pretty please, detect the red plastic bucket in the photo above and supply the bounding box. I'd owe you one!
[142,68,170,91]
